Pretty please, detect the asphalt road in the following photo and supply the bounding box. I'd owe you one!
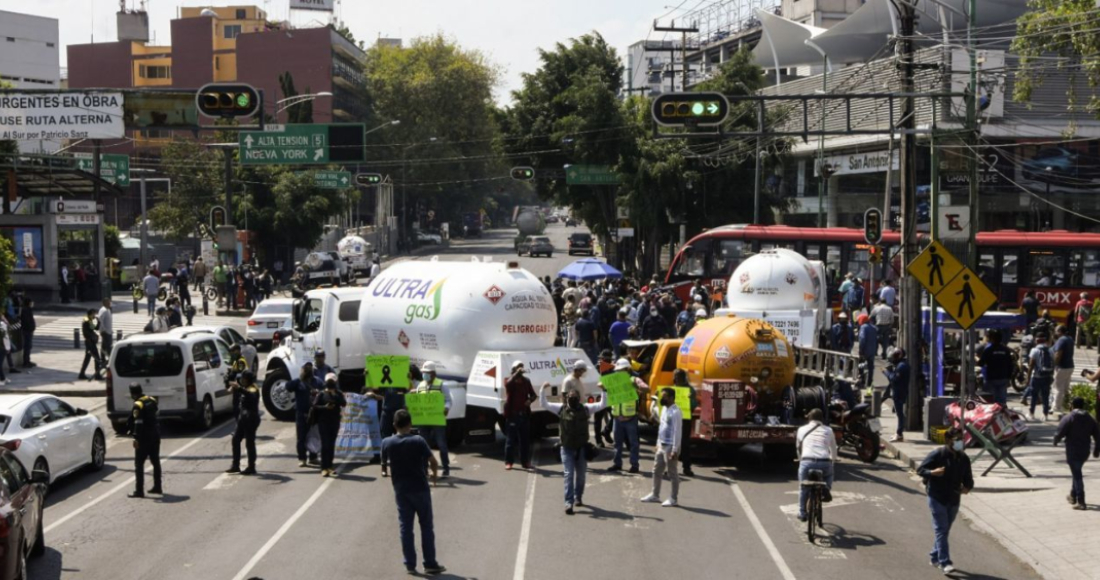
[30,224,1040,580]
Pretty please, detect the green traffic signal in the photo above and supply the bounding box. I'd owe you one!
[236,93,251,108]
[691,102,705,116]
[511,166,535,181]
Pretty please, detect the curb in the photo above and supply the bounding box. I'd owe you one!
[0,387,106,398]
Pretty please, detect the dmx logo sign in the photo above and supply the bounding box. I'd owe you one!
[372,277,448,323]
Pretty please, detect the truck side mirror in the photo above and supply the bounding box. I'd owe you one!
[292,299,303,330]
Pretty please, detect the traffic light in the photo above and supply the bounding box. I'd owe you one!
[651,92,730,127]
[195,83,260,119]
[356,173,383,186]
[863,208,883,245]
[511,166,535,181]
[869,245,884,264]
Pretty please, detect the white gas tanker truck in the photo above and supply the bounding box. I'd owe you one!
[260,259,587,446]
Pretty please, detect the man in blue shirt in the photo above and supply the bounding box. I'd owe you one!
[609,310,632,358]
[1053,324,1076,417]
[286,361,323,466]
[381,410,445,576]
[884,348,910,442]
[877,278,897,307]
[857,314,878,389]
[312,350,336,383]
[830,312,853,352]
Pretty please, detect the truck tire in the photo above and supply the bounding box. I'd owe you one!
[446,418,465,449]
[261,365,296,421]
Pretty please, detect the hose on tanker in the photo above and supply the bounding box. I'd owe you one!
[781,385,828,425]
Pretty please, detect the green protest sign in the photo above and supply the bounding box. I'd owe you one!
[366,355,410,389]
[406,391,446,426]
[668,386,692,415]
[599,372,637,408]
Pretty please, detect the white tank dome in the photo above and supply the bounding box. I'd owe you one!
[727,248,823,311]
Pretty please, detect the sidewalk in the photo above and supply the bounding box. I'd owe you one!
[879,403,1100,580]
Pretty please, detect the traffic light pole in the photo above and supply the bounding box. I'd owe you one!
[898,2,922,432]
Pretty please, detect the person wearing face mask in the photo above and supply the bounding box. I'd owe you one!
[916,428,974,575]
[640,388,683,507]
[539,380,608,515]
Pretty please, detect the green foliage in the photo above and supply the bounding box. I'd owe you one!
[103,225,122,258]
[0,234,15,301]
[1012,0,1100,115]
[278,72,313,124]
[149,138,223,239]
[1068,383,1097,414]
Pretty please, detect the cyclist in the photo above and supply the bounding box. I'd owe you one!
[796,408,837,522]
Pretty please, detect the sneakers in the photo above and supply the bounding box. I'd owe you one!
[606,464,622,472]
[1068,494,1078,505]
[565,505,574,515]
[942,564,956,575]
[225,466,241,474]
[662,498,678,507]
[128,491,145,499]
[423,564,447,575]
[628,466,640,474]
[640,494,660,503]
[322,469,331,477]
[1026,414,1035,422]
[240,467,257,475]
[147,487,162,495]
[440,469,450,479]
[1073,503,1087,511]
[575,498,584,506]
[889,435,904,443]
[505,463,513,471]
[797,513,807,522]
[683,468,695,477]
[522,463,533,470]
[299,460,309,468]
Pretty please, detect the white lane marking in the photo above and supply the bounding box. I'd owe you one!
[729,482,797,580]
[512,450,541,580]
[202,426,293,490]
[230,467,341,580]
[46,422,230,534]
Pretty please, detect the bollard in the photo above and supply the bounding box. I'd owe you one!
[116,329,123,343]
[73,328,80,349]
[203,294,209,316]
[133,295,139,314]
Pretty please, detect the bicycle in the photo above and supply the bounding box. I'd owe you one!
[802,469,827,543]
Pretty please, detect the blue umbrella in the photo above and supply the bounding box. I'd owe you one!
[557,258,622,281]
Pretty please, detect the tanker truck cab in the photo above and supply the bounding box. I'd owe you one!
[261,287,366,420]
[619,339,682,423]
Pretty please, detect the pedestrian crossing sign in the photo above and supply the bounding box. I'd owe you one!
[936,266,998,330]
[907,240,964,296]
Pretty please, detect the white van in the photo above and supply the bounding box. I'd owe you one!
[106,329,236,434]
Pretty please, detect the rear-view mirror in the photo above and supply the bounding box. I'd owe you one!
[75,408,88,416]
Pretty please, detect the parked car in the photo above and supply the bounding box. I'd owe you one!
[565,217,578,227]
[246,299,294,349]
[181,326,259,375]
[0,445,46,577]
[518,236,554,258]
[0,394,105,486]
[567,232,594,256]
[546,215,559,224]
[106,329,236,433]
[416,231,443,245]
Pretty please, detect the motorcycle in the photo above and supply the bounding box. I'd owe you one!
[828,395,881,463]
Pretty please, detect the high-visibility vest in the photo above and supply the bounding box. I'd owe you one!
[610,387,637,418]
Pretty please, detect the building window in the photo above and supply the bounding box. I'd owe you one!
[215,57,219,70]
[224,25,242,39]
[139,65,171,79]
[236,9,247,19]
[46,42,55,47]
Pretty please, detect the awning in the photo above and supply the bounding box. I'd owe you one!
[1,160,124,198]
[751,9,827,70]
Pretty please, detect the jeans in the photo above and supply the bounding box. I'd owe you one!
[928,496,960,567]
[652,445,680,501]
[1068,455,1087,504]
[894,396,906,436]
[146,296,156,317]
[1029,376,1053,416]
[877,324,892,358]
[295,414,318,462]
[504,413,531,466]
[421,426,449,470]
[612,416,640,469]
[135,438,162,494]
[798,459,834,518]
[986,378,1009,408]
[395,491,438,570]
[561,446,587,507]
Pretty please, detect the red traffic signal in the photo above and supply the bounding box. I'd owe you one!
[196,83,260,119]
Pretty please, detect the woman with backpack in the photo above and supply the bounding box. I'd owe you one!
[1026,333,1056,422]
[539,381,607,515]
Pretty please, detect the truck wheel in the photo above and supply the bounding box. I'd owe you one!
[446,418,465,449]
[261,366,296,421]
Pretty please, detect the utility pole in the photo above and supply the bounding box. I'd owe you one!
[897,0,923,432]
[964,0,980,398]
[652,20,699,91]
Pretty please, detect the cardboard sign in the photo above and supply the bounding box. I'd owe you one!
[665,386,693,415]
[406,391,446,427]
[335,394,382,458]
[599,372,637,407]
[366,355,410,388]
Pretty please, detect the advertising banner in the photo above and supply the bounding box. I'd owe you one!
[1,227,44,273]
[290,0,335,10]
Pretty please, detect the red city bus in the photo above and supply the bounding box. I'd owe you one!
[665,225,1100,319]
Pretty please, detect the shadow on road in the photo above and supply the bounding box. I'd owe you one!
[816,523,886,550]
[26,547,65,580]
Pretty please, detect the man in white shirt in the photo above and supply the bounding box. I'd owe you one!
[870,296,895,360]
[561,360,588,397]
[142,272,160,317]
[97,298,113,363]
[796,408,837,522]
[641,388,683,507]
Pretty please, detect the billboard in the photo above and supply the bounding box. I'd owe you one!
[0,227,44,273]
[0,92,124,141]
[290,0,334,10]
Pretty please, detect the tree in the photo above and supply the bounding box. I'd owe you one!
[103,225,122,259]
[1012,0,1100,115]
[278,72,313,124]
[335,21,365,50]
[241,170,346,253]
[148,138,223,240]
[0,235,13,301]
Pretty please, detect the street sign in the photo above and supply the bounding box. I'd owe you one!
[565,164,620,186]
[907,240,964,296]
[314,171,352,189]
[863,208,883,244]
[937,267,998,330]
[210,206,227,230]
[75,153,130,186]
[239,123,365,165]
[651,92,730,127]
[355,173,383,186]
[937,206,971,241]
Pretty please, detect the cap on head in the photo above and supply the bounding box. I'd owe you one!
[324,372,337,383]
[129,383,143,396]
[315,349,326,358]
[857,313,869,325]
[613,358,631,372]
[422,361,438,373]
[511,360,525,372]
[240,370,255,383]
[300,361,313,372]
[838,312,849,320]
[695,308,707,318]
[573,360,588,372]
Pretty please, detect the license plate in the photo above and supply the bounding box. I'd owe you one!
[868,418,881,433]
[267,322,280,328]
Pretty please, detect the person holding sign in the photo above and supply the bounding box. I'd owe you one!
[312,374,347,477]
[605,359,648,474]
[540,381,608,515]
[503,361,537,470]
[287,361,323,467]
[671,369,698,477]
[381,410,446,576]
[368,357,413,441]
[415,362,452,479]
[640,388,683,507]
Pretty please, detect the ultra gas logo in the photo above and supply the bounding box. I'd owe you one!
[371,277,448,323]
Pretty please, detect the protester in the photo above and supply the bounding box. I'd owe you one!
[561,360,588,397]
[594,350,615,446]
[1021,290,1040,328]
[125,383,162,498]
[917,428,974,575]
[1054,397,1100,510]
[151,307,170,333]
[877,278,897,307]
[312,373,347,477]
[575,309,599,364]
[609,310,631,358]
[503,360,536,470]
[640,387,683,507]
[884,348,910,442]
[607,358,648,474]
[226,370,261,475]
[192,257,207,291]
[1026,332,1056,421]
[977,329,1014,408]
[870,296,894,359]
[381,410,445,575]
[671,369,697,477]
[1075,292,1094,349]
[844,277,865,315]
[287,361,323,467]
[794,408,836,522]
[78,308,103,381]
[415,361,452,478]
[373,365,414,446]
[539,381,607,514]
[830,312,853,352]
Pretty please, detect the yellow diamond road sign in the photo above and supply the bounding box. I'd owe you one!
[907,240,964,296]
[937,266,998,330]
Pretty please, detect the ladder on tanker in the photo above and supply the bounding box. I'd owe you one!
[792,346,862,390]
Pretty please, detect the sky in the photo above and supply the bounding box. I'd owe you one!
[0,0,697,103]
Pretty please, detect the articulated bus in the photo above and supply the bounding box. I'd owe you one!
[665,225,1100,318]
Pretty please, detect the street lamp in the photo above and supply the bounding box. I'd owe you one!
[401,137,440,249]
[274,92,332,115]
[367,119,401,136]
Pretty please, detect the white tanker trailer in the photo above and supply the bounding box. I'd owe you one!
[261,259,586,444]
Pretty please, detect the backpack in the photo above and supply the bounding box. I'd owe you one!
[846,284,865,307]
[1033,345,1054,377]
[558,404,589,450]
[1079,302,1093,323]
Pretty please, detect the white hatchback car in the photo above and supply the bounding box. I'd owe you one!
[246,299,294,348]
[107,330,235,433]
[0,394,105,485]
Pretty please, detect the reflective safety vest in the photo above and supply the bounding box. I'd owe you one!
[416,378,444,393]
[610,382,637,418]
